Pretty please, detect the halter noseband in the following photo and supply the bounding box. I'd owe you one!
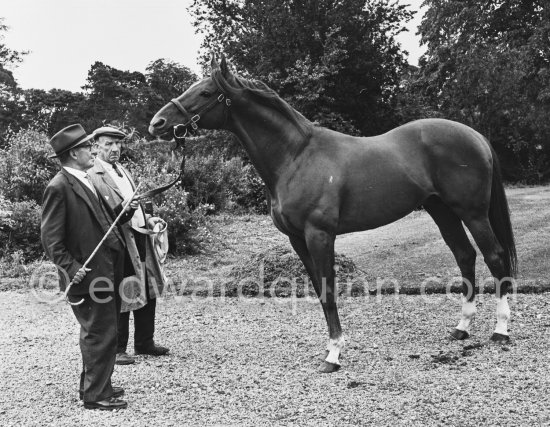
[170,84,232,139]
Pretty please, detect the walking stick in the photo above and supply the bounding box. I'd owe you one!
[64,183,142,306]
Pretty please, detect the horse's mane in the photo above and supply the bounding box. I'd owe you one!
[212,69,313,138]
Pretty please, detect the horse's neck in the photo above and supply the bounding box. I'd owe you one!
[227,103,307,192]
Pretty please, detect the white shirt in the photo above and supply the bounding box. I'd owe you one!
[63,166,97,197]
[96,158,146,228]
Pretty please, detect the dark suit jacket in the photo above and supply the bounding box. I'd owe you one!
[40,169,132,295]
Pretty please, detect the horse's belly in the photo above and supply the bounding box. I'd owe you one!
[337,179,431,234]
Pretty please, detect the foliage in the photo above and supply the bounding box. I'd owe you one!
[189,0,414,136]
[230,163,268,214]
[81,61,150,134]
[154,190,209,255]
[0,249,27,278]
[401,0,550,182]
[0,19,27,146]
[122,137,268,253]
[144,58,199,121]
[185,131,244,160]
[19,89,87,136]
[0,128,58,204]
[0,195,42,260]
[3,59,198,142]
[79,59,199,138]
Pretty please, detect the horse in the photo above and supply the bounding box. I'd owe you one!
[149,55,517,373]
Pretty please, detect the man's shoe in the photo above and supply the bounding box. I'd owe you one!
[84,397,127,410]
[116,352,136,365]
[80,386,124,400]
[135,344,170,356]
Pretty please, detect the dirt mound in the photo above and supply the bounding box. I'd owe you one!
[226,244,357,297]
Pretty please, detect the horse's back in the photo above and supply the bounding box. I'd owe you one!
[273,118,494,234]
[307,119,493,232]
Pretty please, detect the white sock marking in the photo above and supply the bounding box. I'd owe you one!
[325,335,345,365]
[494,295,510,336]
[456,296,476,332]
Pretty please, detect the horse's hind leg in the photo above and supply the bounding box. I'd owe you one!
[424,197,477,339]
[463,216,512,343]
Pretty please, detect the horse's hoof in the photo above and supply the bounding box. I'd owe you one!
[490,332,510,344]
[318,361,341,373]
[450,329,469,340]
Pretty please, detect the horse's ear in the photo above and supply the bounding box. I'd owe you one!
[210,51,219,71]
[220,55,229,78]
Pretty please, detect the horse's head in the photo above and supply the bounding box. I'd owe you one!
[149,55,233,139]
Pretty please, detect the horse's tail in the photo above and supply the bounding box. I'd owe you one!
[488,143,517,278]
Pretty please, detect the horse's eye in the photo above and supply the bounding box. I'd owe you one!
[200,91,212,97]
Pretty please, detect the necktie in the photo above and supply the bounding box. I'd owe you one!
[112,163,123,178]
[84,174,98,197]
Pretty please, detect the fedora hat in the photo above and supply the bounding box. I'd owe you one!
[93,126,126,139]
[48,124,94,158]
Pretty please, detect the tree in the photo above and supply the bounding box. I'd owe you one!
[19,88,87,135]
[82,61,149,134]
[0,18,27,145]
[189,0,414,135]
[146,59,197,101]
[80,60,199,138]
[143,58,198,126]
[409,0,550,181]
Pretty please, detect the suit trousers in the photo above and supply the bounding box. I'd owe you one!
[70,248,124,402]
[118,231,156,352]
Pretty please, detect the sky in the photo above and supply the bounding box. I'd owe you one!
[1,0,426,92]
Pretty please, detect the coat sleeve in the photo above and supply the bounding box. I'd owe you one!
[41,184,82,281]
[113,202,136,224]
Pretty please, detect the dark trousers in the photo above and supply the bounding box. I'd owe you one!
[118,231,156,352]
[70,248,124,402]
[117,292,156,352]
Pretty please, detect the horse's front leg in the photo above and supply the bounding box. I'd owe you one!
[294,225,343,373]
[289,235,341,371]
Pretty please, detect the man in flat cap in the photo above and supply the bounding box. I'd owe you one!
[41,124,138,410]
[89,126,169,366]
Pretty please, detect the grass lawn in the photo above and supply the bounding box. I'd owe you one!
[2,186,550,296]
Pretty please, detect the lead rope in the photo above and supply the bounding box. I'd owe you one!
[135,134,186,200]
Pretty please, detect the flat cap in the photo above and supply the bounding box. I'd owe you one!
[93,126,126,139]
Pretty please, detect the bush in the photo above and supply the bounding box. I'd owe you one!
[0,129,269,259]
[184,130,244,159]
[124,137,268,214]
[0,129,58,204]
[231,163,269,214]
[122,140,211,254]
[0,196,42,261]
[154,190,210,255]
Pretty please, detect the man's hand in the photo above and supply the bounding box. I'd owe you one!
[147,216,166,230]
[122,196,139,212]
[73,267,91,285]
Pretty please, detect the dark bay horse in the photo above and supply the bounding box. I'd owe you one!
[149,56,517,373]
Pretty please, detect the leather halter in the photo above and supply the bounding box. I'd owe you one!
[134,84,232,201]
[170,84,232,139]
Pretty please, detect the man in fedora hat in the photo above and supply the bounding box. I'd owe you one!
[89,126,169,366]
[41,123,138,410]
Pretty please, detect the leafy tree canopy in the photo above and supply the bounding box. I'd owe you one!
[189,0,414,135]
[404,0,550,181]
[0,19,28,145]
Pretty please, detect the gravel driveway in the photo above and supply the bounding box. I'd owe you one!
[1,290,549,426]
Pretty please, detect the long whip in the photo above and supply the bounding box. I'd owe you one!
[64,183,142,306]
